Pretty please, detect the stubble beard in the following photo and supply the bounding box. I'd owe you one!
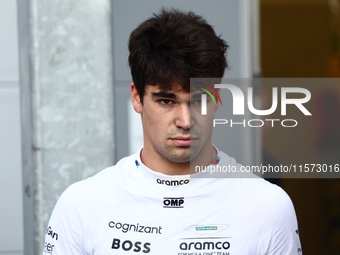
[160,129,203,163]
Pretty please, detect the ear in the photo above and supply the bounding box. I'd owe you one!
[131,82,143,113]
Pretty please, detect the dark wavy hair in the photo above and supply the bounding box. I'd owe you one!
[128,8,229,103]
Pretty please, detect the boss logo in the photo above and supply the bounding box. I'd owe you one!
[163,197,184,208]
[111,238,151,253]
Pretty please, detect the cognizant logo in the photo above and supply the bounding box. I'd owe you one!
[199,84,312,128]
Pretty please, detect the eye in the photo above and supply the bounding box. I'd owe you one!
[158,99,174,105]
[191,94,213,105]
[191,99,202,105]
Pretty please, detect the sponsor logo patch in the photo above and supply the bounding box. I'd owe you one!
[156,178,190,186]
[163,197,184,208]
[44,242,54,254]
[46,226,58,240]
[108,221,162,234]
[184,225,230,235]
[111,238,151,253]
[179,240,230,250]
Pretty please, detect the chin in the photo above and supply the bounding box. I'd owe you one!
[168,157,191,163]
[161,147,190,163]
[161,145,202,163]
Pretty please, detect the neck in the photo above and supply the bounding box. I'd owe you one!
[140,143,217,175]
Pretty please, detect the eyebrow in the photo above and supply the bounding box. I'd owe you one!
[151,92,178,100]
[191,93,204,99]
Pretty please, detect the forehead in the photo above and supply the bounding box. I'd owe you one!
[146,84,202,96]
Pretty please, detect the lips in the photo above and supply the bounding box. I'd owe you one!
[169,136,198,146]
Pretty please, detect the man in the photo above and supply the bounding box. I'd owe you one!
[43,8,302,254]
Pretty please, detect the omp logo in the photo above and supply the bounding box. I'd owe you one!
[163,197,184,208]
[179,241,230,250]
[156,179,190,186]
[111,238,151,253]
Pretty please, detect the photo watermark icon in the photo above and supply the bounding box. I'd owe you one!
[190,78,340,179]
[199,82,312,128]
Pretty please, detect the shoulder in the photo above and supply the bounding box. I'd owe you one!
[235,177,295,217]
[248,179,301,254]
[222,174,301,254]
[217,150,294,212]
[43,155,136,254]
[220,175,301,254]
[51,153,138,221]
[216,150,299,230]
[50,165,118,226]
[57,154,135,209]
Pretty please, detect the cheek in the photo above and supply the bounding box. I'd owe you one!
[204,104,216,125]
[142,106,166,133]
[144,104,173,122]
[194,109,215,127]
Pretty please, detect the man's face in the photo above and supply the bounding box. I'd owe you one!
[131,83,218,163]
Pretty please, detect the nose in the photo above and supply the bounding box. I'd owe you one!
[175,104,192,130]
